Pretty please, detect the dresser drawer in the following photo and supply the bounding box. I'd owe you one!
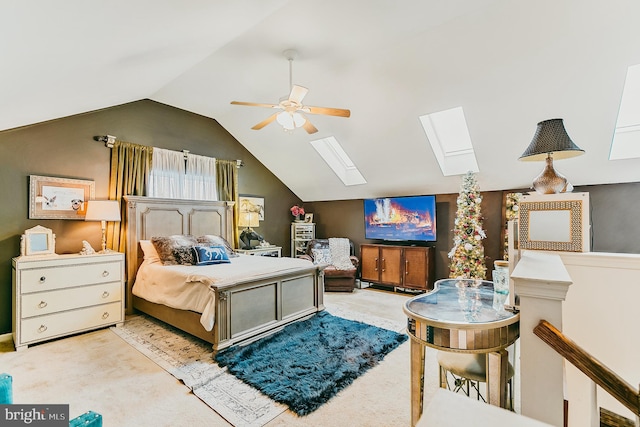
[20,261,122,293]
[21,281,122,318]
[20,302,122,344]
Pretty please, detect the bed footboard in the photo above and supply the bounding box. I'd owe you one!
[213,267,324,352]
[132,266,325,352]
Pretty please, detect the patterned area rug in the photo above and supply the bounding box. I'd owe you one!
[111,314,284,426]
[110,308,405,427]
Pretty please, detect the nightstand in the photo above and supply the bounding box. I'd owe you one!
[236,246,282,257]
[12,252,125,350]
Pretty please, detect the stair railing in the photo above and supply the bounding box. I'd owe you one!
[534,319,639,426]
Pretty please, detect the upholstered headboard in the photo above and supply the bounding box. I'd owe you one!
[123,196,235,312]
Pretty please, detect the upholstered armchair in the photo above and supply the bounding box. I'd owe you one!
[299,238,359,292]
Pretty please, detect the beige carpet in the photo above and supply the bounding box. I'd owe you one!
[0,287,441,427]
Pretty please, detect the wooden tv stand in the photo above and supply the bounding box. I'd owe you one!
[360,244,434,292]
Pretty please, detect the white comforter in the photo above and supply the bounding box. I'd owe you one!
[132,254,315,331]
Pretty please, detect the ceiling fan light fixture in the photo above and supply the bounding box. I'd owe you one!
[276,111,306,131]
[277,111,294,129]
[231,49,349,134]
[292,112,306,128]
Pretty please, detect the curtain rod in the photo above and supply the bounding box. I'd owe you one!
[94,135,244,167]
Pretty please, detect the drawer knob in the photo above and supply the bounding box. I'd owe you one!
[102,312,109,319]
[39,276,46,283]
[102,291,110,298]
[37,325,47,333]
[38,301,48,309]
[102,271,110,277]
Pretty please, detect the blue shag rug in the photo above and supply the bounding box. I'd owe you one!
[214,310,407,416]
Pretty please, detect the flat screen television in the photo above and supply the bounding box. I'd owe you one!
[364,195,436,242]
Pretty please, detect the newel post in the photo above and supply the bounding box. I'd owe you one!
[511,251,573,426]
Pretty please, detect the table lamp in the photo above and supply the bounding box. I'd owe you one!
[238,211,263,249]
[519,118,584,194]
[85,200,121,253]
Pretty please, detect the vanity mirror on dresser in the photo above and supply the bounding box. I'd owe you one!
[20,225,56,257]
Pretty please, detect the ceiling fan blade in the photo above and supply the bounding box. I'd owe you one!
[251,113,278,130]
[302,118,318,134]
[288,85,309,104]
[231,101,280,109]
[304,105,351,118]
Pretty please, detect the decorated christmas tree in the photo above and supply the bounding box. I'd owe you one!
[448,172,487,279]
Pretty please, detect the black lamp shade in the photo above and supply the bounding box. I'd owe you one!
[519,118,584,161]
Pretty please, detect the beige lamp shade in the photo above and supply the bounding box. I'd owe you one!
[85,200,121,222]
[238,211,259,228]
[85,200,120,253]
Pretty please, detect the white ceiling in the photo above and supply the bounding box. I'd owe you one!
[4,0,640,201]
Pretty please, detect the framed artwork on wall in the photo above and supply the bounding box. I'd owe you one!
[29,175,95,220]
[239,195,264,220]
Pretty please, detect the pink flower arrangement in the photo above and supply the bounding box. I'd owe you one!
[290,205,305,217]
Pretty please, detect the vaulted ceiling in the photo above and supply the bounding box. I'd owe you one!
[4,0,640,201]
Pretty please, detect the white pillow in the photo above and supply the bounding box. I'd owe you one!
[311,248,333,265]
[139,240,161,264]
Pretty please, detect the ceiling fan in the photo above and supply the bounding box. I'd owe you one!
[230,49,350,134]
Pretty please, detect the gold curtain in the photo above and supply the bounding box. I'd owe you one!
[106,141,153,253]
[216,159,239,248]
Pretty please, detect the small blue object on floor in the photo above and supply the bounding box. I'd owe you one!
[1,373,102,426]
[215,311,408,416]
[69,411,102,427]
[0,373,12,404]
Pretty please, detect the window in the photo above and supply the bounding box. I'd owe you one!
[419,106,479,176]
[148,148,185,198]
[148,148,218,200]
[184,153,218,201]
[610,63,640,160]
[310,136,366,186]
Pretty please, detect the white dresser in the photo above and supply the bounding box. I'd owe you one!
[12,252,125,350]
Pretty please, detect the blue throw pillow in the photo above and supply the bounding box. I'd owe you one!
[194,245,231,265]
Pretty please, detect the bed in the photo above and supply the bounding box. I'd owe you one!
[123,196,325,353]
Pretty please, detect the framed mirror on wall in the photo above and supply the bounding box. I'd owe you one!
[518,192,590,252]
[21,225,56,257]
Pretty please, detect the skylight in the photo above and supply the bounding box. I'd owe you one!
[610,63,640,160]
[419,106,479,176]
[310,136,366,186]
